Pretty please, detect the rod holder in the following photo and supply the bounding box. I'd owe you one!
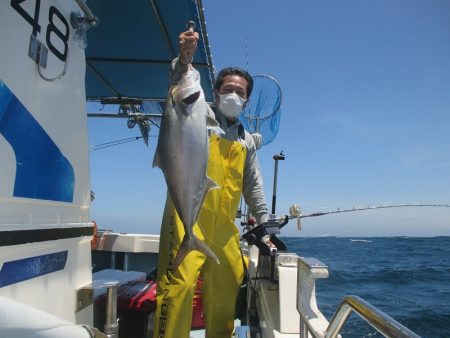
[271,151,285,214]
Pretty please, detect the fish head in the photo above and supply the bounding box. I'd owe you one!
[171,65,204,115]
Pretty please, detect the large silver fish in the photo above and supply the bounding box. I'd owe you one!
[153,64,220,271]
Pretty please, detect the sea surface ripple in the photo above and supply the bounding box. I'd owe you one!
[282,236,450,337]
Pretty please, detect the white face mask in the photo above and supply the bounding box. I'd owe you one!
[218,93,246,119]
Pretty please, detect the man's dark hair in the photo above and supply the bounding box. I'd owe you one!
[214,67,253,98]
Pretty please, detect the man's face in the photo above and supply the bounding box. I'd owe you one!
[217,75,248,100]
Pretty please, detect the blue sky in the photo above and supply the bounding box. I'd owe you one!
[88,0,450,236]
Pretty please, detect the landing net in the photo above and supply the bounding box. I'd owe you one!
[240,75,282,146]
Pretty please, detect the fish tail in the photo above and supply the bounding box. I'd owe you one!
[172,234,220,272]
[172,235,191,272]
[192,235,220,265]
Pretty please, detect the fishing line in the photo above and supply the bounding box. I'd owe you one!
[403,210,450,221]
[245,33,249,72]
[90,136,146,151]
[89,101,105,111]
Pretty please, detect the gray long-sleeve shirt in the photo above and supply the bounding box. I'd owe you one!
[170,58,269,225]
[214,112,269,225]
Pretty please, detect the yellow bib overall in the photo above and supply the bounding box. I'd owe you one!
[153,134,246,338]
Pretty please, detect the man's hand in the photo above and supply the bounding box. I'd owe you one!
[179,29,199,65]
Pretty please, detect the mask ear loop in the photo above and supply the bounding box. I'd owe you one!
[242,97,249,110]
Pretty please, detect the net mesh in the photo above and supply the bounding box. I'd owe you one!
[240,75,282,146]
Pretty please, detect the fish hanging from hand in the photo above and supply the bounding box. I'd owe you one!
[153,64,221,272]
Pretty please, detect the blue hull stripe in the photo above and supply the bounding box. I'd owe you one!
[0,251,68,288]
[0,79,74,202]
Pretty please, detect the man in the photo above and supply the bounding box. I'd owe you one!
[153,27,269,338]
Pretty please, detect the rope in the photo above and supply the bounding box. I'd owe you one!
[127,115,150,145]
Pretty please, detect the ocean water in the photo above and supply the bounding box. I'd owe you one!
[282,236,450,338]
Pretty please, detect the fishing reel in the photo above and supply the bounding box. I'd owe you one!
[241,204,302,255]
[241,207,301,284]
[242,215,292,257]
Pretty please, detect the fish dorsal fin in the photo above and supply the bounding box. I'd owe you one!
[191,176,220,225]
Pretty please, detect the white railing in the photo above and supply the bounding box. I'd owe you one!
[296,256,421,338]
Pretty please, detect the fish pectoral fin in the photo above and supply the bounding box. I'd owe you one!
[206,114,219,127]
[206,115,225,134]
[206,176,220,191]
[207,125,225,135]
[172,234,220,272]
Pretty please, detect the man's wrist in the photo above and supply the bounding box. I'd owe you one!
[178,56,187,65]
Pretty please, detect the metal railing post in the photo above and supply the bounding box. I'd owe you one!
[104,281,120,338]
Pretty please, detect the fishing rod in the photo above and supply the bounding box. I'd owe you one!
[242,203,450,250]
[287,203,450,230]
[87,112,162,119]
